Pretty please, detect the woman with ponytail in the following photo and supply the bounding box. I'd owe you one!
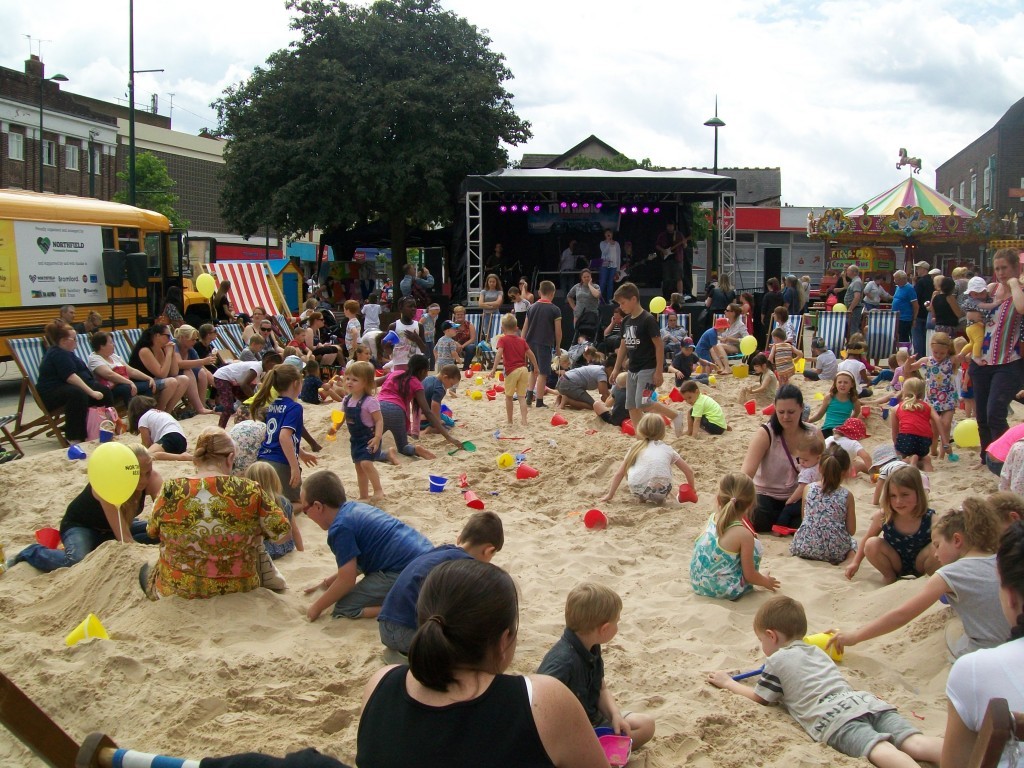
[690,472,780,599]
[356,559,607,768]
[142,427,290,599]
[942,521,1024,767]
[254,364,319,501]
[829,499,1010,659]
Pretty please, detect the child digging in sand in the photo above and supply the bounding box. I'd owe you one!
[537,583,656,749]
[678,380,729,437]
[600,412,695,504]
[708,596,942,766]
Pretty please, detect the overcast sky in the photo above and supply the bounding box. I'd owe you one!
[4,0,1023,208]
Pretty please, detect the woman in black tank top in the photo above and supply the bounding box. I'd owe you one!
[7,448,161,573]
[356,560,607,768]
[128,324,190,413]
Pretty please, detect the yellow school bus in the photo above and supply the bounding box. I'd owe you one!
[0,190,200,358]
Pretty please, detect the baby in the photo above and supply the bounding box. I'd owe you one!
[961,276,989,365]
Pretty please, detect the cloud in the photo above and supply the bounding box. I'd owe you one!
[4,0,1023,207]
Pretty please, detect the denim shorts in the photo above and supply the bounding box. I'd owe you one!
[827,710,918,758]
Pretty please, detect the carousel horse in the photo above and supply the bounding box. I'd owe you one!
[896,148,922,174]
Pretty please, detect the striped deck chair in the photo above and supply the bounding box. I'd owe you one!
[75,334,94,364]
[769,314,805,353]
[123,328,142,353]
[815,311,848,355]
[272,314,295,343]
[865,310,899,365]
[111,330,134,362]
[658,313,691,335]
[217,324,245,357]
[7,337,67,447]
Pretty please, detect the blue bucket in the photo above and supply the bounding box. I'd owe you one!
[428,475,447,493]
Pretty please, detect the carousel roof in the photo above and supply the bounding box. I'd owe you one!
[848,177,975,218]
[809,175,1001,244]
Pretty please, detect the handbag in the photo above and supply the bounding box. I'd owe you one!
[85,406,119,441]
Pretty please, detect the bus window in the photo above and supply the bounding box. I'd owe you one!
[145,232,165,274]
[102,227,115,250]
[117,228,140,255]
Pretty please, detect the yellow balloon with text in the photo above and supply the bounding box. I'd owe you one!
[739,335,757,356]
[195,273,217,299]
[87,442,141,507]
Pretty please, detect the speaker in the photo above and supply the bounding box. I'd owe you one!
[126,252,149,289]
[101,249,126,287]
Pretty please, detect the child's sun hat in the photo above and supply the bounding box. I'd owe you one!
[714,317,730,331]
[870,444,899,470]
[834,416,868,441]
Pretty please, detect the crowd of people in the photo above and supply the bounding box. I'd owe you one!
[8,248,1024,767]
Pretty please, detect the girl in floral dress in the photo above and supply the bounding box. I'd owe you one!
[907,332,964,459]
[790,444,857,565]
[690,472,780,600]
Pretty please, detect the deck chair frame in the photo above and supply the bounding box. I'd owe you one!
[217,324,246,357]
[865,310,899,365]
[968,697,1024,768]
[7,337,68,447]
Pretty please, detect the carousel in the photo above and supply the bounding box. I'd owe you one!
[807,155,1004,272]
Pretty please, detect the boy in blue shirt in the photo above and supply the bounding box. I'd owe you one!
[538,583,656,749]
[377,511,504,655]
[694,317,730,375]
[301,471,432,622]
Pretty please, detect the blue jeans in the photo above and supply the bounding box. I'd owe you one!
[599,266,616,303]
[14,520,155,573]
[971,358,1024,462]
[912,317,928,357]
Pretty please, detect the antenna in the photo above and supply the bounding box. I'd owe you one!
[168,92,175,122]
[22,35,53,59]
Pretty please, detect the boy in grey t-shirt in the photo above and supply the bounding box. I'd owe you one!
[709,596,942,763]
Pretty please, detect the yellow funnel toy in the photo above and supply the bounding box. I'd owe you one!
[66,613,109,647]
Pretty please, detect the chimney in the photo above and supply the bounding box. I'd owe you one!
[25,54,43,79]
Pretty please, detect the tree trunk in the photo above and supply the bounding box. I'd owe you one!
[389,217,407,309]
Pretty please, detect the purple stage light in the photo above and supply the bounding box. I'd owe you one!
[595,202,603,209]
[510,204,518,212]
[533,205,541,212]
[560,201,568,209]
[499,205,508,213]
[653,207,660,214]
[619,206,627,214]
[630,206,638,214]
[642,207,650,214]
[582,202,590,209]
[571,202,578,209]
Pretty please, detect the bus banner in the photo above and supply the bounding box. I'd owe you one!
[0,220,105,307]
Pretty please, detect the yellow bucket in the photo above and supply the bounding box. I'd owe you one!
[731,364,748,379]
[794,358,806,374]
[804,632,843,662]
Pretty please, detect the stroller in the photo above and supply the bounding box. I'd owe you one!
[473,340,495,369]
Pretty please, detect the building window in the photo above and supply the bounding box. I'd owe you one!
[7,132,24,160]
[65,144,79,171]
[42,140,56,166]
[949,187,955,200]
[959,181,965,203]
[970,174,977,209]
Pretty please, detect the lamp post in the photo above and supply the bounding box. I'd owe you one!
[703,99,725,273]
[38,72,69,192]
[88,129,100,197]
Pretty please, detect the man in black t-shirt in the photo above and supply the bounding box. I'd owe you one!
[911,260,934,356]
[609,282,664,425]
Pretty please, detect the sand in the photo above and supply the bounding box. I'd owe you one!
[0,374,1009,766]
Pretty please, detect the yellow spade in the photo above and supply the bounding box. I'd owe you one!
[66,613,109,647]
[804,632,843,662]
[814,392,825,400]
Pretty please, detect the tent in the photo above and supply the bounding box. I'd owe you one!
[208,262,281,317]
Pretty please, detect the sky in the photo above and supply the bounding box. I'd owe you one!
[3,0,1023,209]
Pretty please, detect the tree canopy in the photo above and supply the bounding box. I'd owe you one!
[214,0,531,255]
[114,151,189,229]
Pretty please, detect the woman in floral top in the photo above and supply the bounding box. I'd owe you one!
[143,426,290,599]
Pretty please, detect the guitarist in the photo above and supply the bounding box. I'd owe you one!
[655,221,691,301]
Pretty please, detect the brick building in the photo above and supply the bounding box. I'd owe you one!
[936,94,1024,223]
[0,56,118,198]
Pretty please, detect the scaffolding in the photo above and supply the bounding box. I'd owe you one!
[465,191,483,305]
[719,191,736,284]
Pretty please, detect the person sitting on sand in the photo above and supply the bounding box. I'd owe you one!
[537,582,656,750]
[299,470,433,622]
[708,596,942,766]
[357,559,609,768]
[7,445,161,573]
[141,427,291,599]
[378,511,504,657]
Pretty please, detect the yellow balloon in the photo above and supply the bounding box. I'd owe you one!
[739,335,757,356]
[195,273,217,299]
[87,442,141,507]
[952,418,980,448]
[832,302,847,313]
[649,296,667,314]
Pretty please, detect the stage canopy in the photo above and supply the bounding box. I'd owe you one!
[459,168,738,300]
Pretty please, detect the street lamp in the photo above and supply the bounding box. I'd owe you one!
[703,98,725,177]
[39,72,69,192]
[703,98,725,273]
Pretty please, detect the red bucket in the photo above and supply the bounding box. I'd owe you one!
[35,527,61,549]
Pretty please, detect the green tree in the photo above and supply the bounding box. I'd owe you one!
[114,151,189,229]
[214,0,531,276]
